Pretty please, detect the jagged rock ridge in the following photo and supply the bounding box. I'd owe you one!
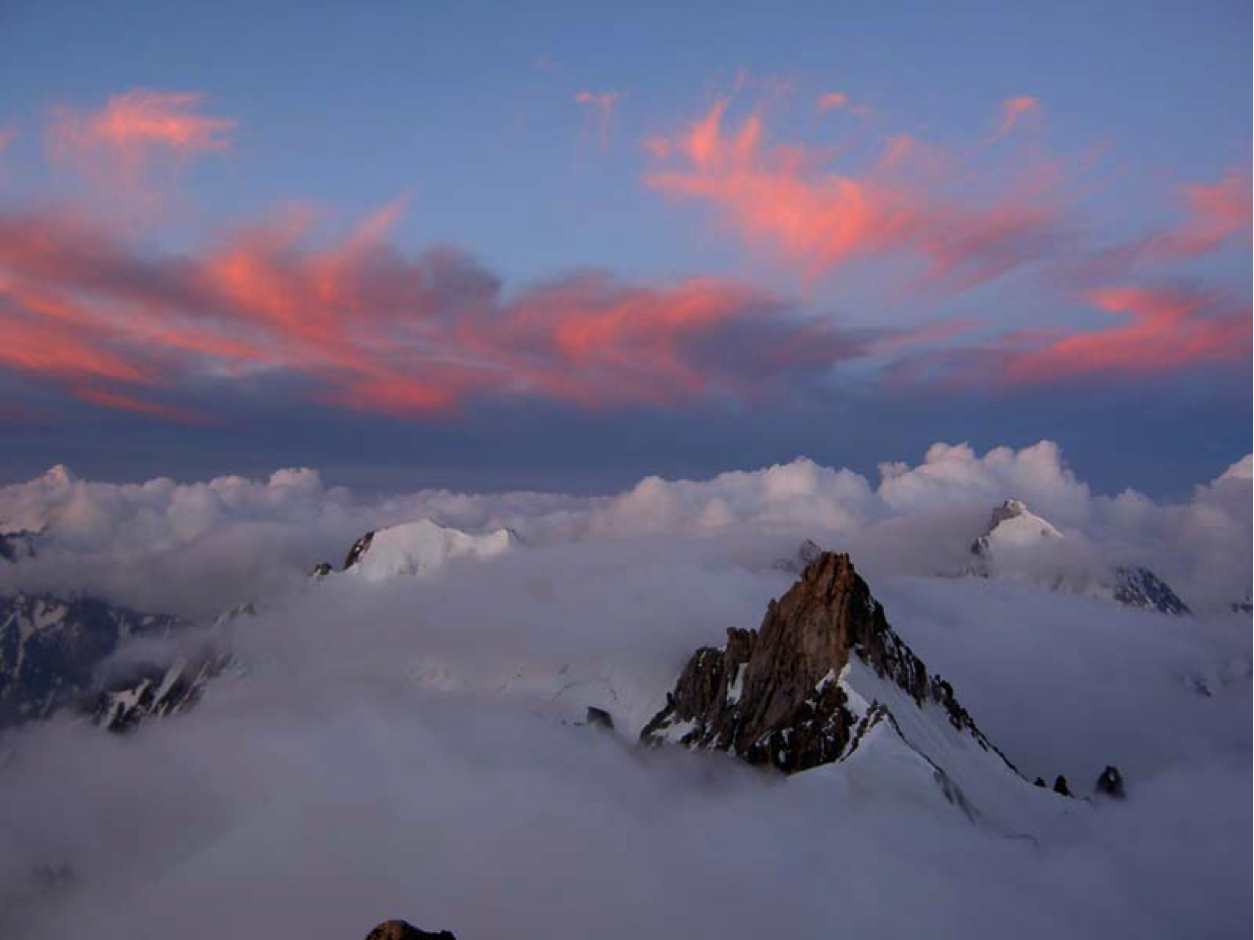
[0,593,185,728]
[85,649,234,733]
[641,552,1013,776]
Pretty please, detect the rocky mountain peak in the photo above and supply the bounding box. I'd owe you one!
[641,552,1008,776]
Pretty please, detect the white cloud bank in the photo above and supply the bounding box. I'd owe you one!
[0,442,1249,939]
[1,440,1248,617]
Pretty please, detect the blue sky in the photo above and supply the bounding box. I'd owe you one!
[0,1,1249,495]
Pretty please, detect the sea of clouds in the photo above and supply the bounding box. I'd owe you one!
[0,440,1249,939]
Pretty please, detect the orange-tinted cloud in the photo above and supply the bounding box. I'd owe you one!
[1004,285,1250,382]
[645,99,1062,288]
[988,96,1040,143]
[0,203,880,421]
[47,89,234,201]
[1152,169,1252,260]
[574,90,624,148]
[816,92,848,113]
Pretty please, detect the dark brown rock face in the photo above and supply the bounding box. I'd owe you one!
[363,920,456,940]
[343,531,375,570]
[640,552,1010,775]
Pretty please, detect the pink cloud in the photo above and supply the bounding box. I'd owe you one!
[0,203,883,420]
[574,90,624,148]
[1152,169,1252,260]
[816,92,848,113]
[988,96,1040,143]
[644,99,1062,289]
[1004,285,1250,381]
[47,89,234,201]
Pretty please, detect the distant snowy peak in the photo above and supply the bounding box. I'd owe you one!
[970,499,1063,560]
[328,519,517,583]
[968,499,1189,616]
[772,537,824,575]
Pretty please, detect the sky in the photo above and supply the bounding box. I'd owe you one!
[0,1,1249,496]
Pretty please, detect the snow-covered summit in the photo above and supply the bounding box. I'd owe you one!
[968,499,1189,615]
[970,499,1063,559]
[337,519,517,583]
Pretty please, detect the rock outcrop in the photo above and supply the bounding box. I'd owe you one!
[0,593,185,728]
[1095,765,1126,800]
[85,649,234,733]
[1110,566,1190,616]
[363,920,456,940]
[0,529,37,563]
[1230,592,1251,616]
[641,552,1009,775]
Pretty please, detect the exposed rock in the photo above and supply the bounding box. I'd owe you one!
[586,706,614,730]
[1052,775,1071,797]
[1112,566,1190,616]
[0,529,37,563]
[0,593,185,728]
[641,552,1012,776]
[343,531,375,570]
[1095,765,1126,800]
[311,561,334,579]
[85,649,234,733]
[1231,592,1252,616]
[363,919,456,940]
[1033,777,1046,787]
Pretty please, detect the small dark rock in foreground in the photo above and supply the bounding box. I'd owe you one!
[1095,765,1126,800]
[364,920,456,940]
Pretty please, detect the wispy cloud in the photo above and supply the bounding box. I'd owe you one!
[46,89,234,205]
[644,98,1064,289]
[816,91,849,113]
[574,90,624,148]
[987,96,1040,143]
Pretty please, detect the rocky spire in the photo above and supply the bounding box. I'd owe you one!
[640,552,1013,775]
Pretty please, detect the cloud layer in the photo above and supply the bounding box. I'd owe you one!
[0,443,1249,939]
[1,440,1247,621]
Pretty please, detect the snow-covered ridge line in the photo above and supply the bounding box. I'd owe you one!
[315,518,518,583]
[968,498,1191,615]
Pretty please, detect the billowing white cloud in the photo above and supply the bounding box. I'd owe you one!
[1,441,1249,618]
[0,442,1250,939]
